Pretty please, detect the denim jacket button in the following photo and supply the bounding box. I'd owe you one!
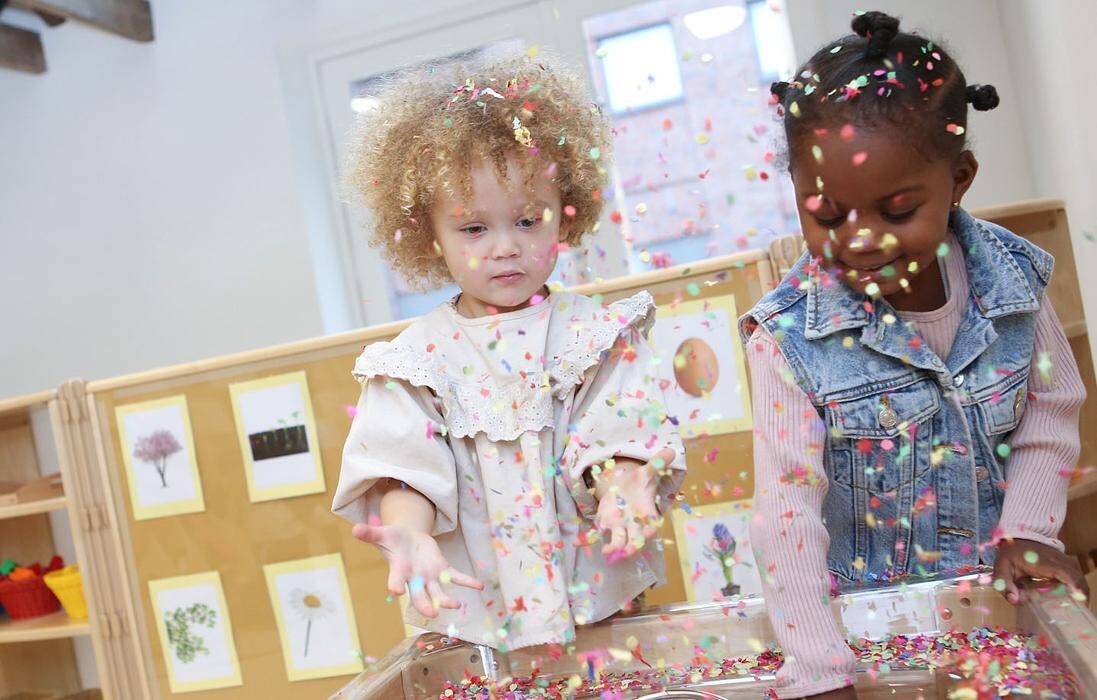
[878,407,898,429]
[1013,390,1025,414]
[975,465,989,482]
[954,374,965,387]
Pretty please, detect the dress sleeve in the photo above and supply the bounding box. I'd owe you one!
[746,326,857,698]
[996,298,1086,550]
[331,376,459,537]
[559,325,686,520]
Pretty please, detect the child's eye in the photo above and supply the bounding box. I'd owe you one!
[460,224,486,236]
[882,209,917,223]
[812,214,846,228]
[516,217,541,230]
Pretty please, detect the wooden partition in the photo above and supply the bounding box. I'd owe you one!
[75,247,772,697]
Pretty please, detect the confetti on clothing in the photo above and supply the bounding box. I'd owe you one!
[437,626,1079,699]
[333,291,685,650]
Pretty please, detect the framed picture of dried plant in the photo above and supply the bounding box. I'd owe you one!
[148,570,242,693]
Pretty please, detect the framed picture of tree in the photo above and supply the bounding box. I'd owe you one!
[115,395,206,520]
[228,371,326,502]
[148,570,242,693]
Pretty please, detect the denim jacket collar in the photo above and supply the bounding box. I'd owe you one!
[804,207,1041,341]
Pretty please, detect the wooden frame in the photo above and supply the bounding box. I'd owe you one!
[0,388,110,696]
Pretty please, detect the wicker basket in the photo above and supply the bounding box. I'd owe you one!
[0,575,61,619]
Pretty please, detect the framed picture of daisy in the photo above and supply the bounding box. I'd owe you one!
[228,371,326,502]
[671,499,763,603]
[148,571,242,693]
[652,294,752,437]
[263,553,363,681]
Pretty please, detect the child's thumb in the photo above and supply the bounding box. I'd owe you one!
[352,522,384,545]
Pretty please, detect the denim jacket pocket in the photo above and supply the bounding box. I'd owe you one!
[975,371,1029,436]
[825,380,940,493]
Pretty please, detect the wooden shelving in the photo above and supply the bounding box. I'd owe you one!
[0,611,89,644]
[0,495,67,521]
[0,473,66,521]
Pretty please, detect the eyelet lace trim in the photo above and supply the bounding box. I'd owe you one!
[352,291,655,441]
[547,291,656,399]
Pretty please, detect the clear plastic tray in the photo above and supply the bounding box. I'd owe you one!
[333,574,1097,699]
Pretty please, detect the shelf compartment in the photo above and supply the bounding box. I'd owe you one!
[0,611,89,644]
[0,474,66,521]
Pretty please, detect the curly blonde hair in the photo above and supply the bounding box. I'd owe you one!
[345,53,610,289]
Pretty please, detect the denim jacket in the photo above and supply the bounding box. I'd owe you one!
[739,208,1052,583]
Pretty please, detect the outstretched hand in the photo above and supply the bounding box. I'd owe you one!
[993,537,1089,605]
[594,448,675,560]
[353,521,484,619]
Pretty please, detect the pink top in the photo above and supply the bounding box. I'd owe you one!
[745,237,1086,697]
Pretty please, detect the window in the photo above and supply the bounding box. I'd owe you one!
[582,0,799,276]
[597,24,684,115]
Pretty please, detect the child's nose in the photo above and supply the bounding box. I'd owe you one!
[846,226,885,253]
[491,234,521,259]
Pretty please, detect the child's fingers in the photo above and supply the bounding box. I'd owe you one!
[604,525,628,554]
[625,521,647,553]
[408,576,437,618]
[427,579,460,610]
[1010,550,1087,597]
[445,568,485,591]
[386,562,411,596]
[994,557,1024,605]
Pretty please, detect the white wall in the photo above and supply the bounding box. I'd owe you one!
[785,0,1036,208]
[0,0,469,398]
[999,0,1097,363]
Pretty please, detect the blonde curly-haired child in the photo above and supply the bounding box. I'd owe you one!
[331,54,685,651]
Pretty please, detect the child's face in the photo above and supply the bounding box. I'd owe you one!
[429,154,566,317]
[790,127,977,307]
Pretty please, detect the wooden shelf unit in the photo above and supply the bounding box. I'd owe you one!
[0,611,90,644]
[0,391,102,697]
[0,494,67,520]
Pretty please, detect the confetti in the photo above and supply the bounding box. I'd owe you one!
[437,627,1079,699]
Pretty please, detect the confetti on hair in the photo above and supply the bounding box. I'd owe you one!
[513,116,533,147]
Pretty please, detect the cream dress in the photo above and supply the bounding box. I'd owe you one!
[332,290,685,650]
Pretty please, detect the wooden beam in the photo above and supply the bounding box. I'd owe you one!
[11,0,151,41]
[0,21,46,73]
[34,10,66,26]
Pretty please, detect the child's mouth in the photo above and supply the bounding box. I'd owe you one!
[843,257,899,281]
[492,271,525,284]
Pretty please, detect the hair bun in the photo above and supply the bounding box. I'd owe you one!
[770,81,790,101]
[966,84,1000,111]
[851,11,900,59]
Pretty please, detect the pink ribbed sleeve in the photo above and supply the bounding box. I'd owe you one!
[746,328,857,698]
[995,300,1086,549]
